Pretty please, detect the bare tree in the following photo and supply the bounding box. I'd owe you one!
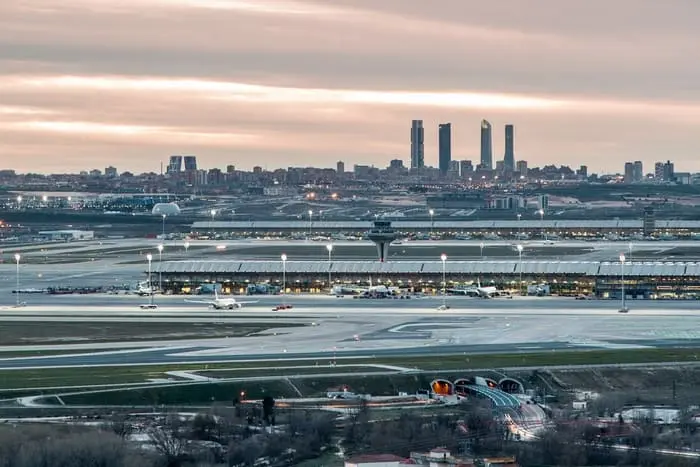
[149,414,188,467]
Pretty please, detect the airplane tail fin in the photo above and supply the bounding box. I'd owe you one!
[477,278,481,288]
[214,287,219,300]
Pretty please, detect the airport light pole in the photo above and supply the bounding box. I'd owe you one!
[628,243,633,263]
[517,244,524,296]
[209,209,216,232]
[479,242,484,259]
[157,244,164,292]
[14,253,20,306]
[281,253,287,305]
[517,213,522,238]
[326,243,333,290]
[16,195,22,210]
[429,209,435,235]
[620,253,626,311]
[538,209,546,241]
[161,214,166,238]
[184,241,190,255]
[308,210,313,238]
[440,253,447,306]
[146,253,153,305]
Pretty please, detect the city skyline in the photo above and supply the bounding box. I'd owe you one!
[2,0,700,173]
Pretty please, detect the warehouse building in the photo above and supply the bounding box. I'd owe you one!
[153,260,700,299]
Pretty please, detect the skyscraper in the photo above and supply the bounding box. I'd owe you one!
[504,124,514,171]
[410,120,424,169]
[183,155,198,171]
[438,123,451,175]
[167,155,183,174]
[633,161,643,182]
[480,120,493,170]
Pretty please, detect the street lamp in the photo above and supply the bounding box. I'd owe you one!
[440,253,447,306]
[161,214,166,238]
[16,195,22,209]
[537,209,545,241]
[209,209,216,232]
[157,244,164,292]
[479,242,484,259]
[619,253,627,312]
[628,243,633,263]
[517,213,522,238]
[308,210,313,238]
[184,241,190,255]
[326,244,333,290]
[146,253,153,305]
[429,209,435,235]
[516,244,524,295]
[281,253,287,305]
[14,253,20,306]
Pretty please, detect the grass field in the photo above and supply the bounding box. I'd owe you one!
[6,347,700,405]
[0,321,302,345]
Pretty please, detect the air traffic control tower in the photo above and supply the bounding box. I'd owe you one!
[367,220,397,262]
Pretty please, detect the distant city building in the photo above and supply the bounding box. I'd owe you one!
[663,160,675,182]
[460,160,474,176]
[480,119,493,170]
[252,166,263,174]
[89,169,101,177]
[496,160,505,173]
[633,161,643,182]
[226,165,236,173]
[449,160,460,176]
[336,160,345,175]
[538,194,549,211]
[624,162,634,183]
[675,172,691,185]
[577,165,588,178]
[389,159,404,170]
[654,162,665,180]
[438,122,452,175]
[167,155,183,174]
[183,155,197,171]
[516,160,528,176]
[410,120,424,169]
[104,166,118,178]
[504,124,515,171]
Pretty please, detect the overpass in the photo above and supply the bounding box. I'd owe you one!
[461,385,522,409]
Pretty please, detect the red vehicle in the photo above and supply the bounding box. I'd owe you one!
[272,304,293,311]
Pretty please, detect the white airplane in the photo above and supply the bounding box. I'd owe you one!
[466,280,512,299]
[184,290,258,309]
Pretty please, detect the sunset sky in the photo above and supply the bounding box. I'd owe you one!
[2,0,700,174]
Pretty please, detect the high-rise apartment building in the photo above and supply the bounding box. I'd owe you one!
[336,161,345,175]
[516,160,528,176]
[503,124,515,171]
[167,155,183,174]
[480,120,493,170]
[654,162,664,180]
[633,161,643,182]
[438,123,451,175]
[410,120,424,169]
[624,162,634,183]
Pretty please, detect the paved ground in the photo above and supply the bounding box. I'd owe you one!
[1,298,700,369]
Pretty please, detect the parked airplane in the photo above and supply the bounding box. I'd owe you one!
[469,280,512,299]
[185,290,258,309]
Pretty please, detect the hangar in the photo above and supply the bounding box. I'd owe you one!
[153,259,700,299]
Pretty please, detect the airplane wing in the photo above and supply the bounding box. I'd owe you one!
[184,299,215,305]
[235,300,258,304]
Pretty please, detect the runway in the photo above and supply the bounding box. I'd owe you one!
[0,297,699,370]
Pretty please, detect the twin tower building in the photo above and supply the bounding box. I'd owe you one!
[410,120,515,175]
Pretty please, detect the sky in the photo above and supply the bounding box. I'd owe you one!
[2,0,700,174]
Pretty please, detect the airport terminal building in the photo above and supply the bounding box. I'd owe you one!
[154,260,700,299]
